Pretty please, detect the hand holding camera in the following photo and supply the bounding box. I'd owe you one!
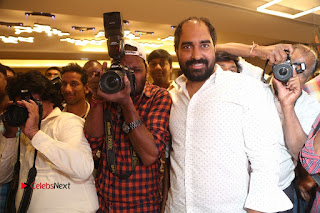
[273,67,302,108]
[17,99,41,139]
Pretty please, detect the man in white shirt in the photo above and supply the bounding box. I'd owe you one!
[165,17,292,213]
[1,71,98,212]
[216,42,320,212]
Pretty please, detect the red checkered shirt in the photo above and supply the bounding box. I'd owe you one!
[85,82,172,213]
[300,113,320,213]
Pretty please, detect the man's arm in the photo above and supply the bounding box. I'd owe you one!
[273,71,307,160]
[95,76,171,166]
[217,42,308,160]
[243,78,292,212]
[300,115,320,174]
[216,42,293,64]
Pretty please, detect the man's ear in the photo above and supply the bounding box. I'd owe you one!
[84,83,90,94]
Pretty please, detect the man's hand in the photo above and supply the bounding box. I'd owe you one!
[18,99,40,140]
[87,62,106,101]
[273,69,302,108]
[255,44,294,64]
[96,75,132,106]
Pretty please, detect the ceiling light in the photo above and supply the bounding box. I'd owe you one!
[25,12,55,19]
[72,26,95,32]
[257,0,320,19]
[0,36,34,43]
[0,22,23,28]
[14,24,69,37]
[134,30,154,36]
[60,37,105,46]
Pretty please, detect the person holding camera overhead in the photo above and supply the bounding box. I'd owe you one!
[84,32,171,213]
[0,71,99,213]
[216,43,320,212]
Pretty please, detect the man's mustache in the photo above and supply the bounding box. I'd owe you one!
[186,59,208,67]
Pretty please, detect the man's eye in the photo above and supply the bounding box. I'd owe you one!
[182,44,191,49]
[201,43,210,48]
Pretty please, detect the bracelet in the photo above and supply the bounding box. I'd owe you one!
[91,97,104,107]
[249,41,258,57]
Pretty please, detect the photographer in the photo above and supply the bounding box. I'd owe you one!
[216,43,320,212]
[1,71,98,212]
[84,39,171,212]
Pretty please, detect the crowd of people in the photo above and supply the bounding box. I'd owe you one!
[0,16,320,213]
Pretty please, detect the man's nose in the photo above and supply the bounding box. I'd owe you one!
[192,46,202,60]
[155,63,162,70]
[63,84,72,92]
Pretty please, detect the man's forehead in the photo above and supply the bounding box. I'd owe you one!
[180,21,212,42]
[122,55,145,65]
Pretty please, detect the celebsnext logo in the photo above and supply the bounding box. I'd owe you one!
[21,182,70,189]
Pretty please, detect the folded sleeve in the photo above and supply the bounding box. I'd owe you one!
[31,115,94,181]
[145,89,172,158]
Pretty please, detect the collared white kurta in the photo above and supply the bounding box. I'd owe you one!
[165,66,293,213]
[0,108,98,213]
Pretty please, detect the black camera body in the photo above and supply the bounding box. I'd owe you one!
[272,52,294,83]
[3,90,31,127]
[3,90,42,127]
[99,12,136,96]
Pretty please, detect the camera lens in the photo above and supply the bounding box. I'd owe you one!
[100,70,125,94]
[107,75,120,89]
[3,104,29,127]
[273,63,293,83]
[279,68,288,76]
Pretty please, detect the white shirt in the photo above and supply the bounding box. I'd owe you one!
[1,108,98,213]
[239,59,320,190]
[165,66,292,213]
[0,120,17,184]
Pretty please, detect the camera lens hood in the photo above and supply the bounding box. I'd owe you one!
[273,63,293,83]
[100,70,125,94]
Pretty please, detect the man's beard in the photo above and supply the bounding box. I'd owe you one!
[179,58,215,81]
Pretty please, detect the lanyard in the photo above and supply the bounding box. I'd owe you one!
[104,109,139,179]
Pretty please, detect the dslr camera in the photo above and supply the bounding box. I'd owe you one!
[3,90,42,127]
[4,90,32,127]
[99,12,136,96]
[272,51,294,83]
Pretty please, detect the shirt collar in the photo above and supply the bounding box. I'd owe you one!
[42,107,62,123]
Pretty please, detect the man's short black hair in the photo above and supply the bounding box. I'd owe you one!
[61,63,88,85]
[174,17,217,49]
[45,66,61,75]
[147,49,172,66]
[6,70,62,108]
[0,63,7,78]
[215,51,242,73]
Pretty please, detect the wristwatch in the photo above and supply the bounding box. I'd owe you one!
[122,119,143,134]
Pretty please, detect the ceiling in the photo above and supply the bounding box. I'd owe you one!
[0,0,319,69]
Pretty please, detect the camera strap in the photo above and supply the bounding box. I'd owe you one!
[261,59,269,84]
[104,110,139,179]
[5,102,43,213]
[17,102,42,213]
